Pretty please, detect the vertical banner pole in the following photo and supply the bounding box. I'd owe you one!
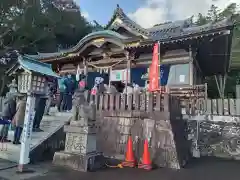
[18,93,35,172]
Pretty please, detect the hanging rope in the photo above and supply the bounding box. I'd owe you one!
[88,58,126,71]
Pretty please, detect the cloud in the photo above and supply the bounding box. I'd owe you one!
[128,0,239,28]
[82,11,90,19]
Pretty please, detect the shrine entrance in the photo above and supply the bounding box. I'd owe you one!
[111,81,125,93]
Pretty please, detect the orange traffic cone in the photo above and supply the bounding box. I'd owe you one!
[122,136,136,167]
[138,139,152,170]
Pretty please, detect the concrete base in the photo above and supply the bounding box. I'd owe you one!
[52,151,104,172]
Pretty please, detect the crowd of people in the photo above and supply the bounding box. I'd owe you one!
[0,72,141,145]
[0,72,72,145]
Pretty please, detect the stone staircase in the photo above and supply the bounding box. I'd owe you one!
[0,110,71,163]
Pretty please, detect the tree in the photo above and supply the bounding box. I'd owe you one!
[195,3,240,98]
[206,5,220,22]
[0,0,93,95]
[195,13,209,25]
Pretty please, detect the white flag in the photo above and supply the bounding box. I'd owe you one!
[76,64,81,81]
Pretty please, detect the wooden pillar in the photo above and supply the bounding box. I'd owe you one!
[83,57,88,81]
[189,45,193,86]
[125,51,132,84]
[236,85,240,115]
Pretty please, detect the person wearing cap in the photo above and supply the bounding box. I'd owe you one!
[0,93,17,142]
[12,94,26,144]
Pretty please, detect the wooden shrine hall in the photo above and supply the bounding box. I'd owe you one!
[25,5,234,97]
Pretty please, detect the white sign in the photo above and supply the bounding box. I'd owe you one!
[179,75,185,83]
[19,96,35,165]
[110,69,130,82]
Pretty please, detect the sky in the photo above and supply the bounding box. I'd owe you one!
[75,0,239,28]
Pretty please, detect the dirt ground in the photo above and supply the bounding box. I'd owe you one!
[29,157,240,180]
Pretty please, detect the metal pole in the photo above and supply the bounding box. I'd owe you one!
[18,93,35,172]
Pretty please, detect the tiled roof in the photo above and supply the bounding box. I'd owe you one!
[18,56,59,77]
[149,18,233,42]
[105,4,149,36]
[25,30,129,60]
[25,5,234,60]
[107,5,233,42]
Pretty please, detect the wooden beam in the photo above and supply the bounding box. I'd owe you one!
[89,57,126,66]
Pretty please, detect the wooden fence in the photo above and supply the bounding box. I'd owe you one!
[0,93,240,116]
[88,93,177,116]
[86,93,240,117]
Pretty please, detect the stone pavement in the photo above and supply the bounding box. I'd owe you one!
[0,159,17,171]
[0,110,71,162]
[0,157,240,180]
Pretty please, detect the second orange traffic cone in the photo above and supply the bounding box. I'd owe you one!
[138,139,152,170]
[122,136,136,167]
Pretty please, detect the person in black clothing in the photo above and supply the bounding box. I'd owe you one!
[33,95,47,132]
[0,94,16,142]
[63,73,75,112]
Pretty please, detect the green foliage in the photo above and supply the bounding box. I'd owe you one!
[0,0,93,54]
[0,0,93,95]
[195,3,240,98]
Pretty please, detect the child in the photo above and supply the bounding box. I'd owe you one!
[12,94,26,145]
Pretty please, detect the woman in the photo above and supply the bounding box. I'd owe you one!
[0,93,17,142]
[12,94,26,144]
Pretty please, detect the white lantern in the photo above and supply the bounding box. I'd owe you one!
[17,70,47,94]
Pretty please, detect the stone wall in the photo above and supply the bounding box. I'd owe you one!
[187,116,240,159]
[96,111,190,169]
[30,126,66,162]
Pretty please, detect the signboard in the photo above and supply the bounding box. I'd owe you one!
[110,69,130,82]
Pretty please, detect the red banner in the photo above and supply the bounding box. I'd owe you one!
[148,43,160,92]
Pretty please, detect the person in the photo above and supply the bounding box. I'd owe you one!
[0,93,16,142]
[63,73,75,112]
[12,94,26,144]
[57,74,66,112]
[44,80,57,115]
[33,95,47,132]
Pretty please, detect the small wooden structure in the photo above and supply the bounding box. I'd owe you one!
[6,55,59,171]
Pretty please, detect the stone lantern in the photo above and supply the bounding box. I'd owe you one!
[6,79,18,98]
[6,55,59,172]
[17,71,47,95]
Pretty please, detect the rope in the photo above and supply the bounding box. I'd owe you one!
[88,58,126,70]
[105,163,123,168]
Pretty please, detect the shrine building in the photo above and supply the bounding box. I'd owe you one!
[25,5,234,96]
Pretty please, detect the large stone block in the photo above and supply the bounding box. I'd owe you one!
[151,118,190,169]
[53,151,104,172]
[64,132,97,154]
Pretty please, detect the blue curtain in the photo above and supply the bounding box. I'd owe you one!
[160,64,170,86]
[131,67,147,87]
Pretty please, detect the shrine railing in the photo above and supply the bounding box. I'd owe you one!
[84,92,181,117]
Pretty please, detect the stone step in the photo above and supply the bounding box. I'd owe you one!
[0,112,71,163]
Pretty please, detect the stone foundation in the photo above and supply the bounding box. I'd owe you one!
[52,103,103,172]
[53,151,104,172]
